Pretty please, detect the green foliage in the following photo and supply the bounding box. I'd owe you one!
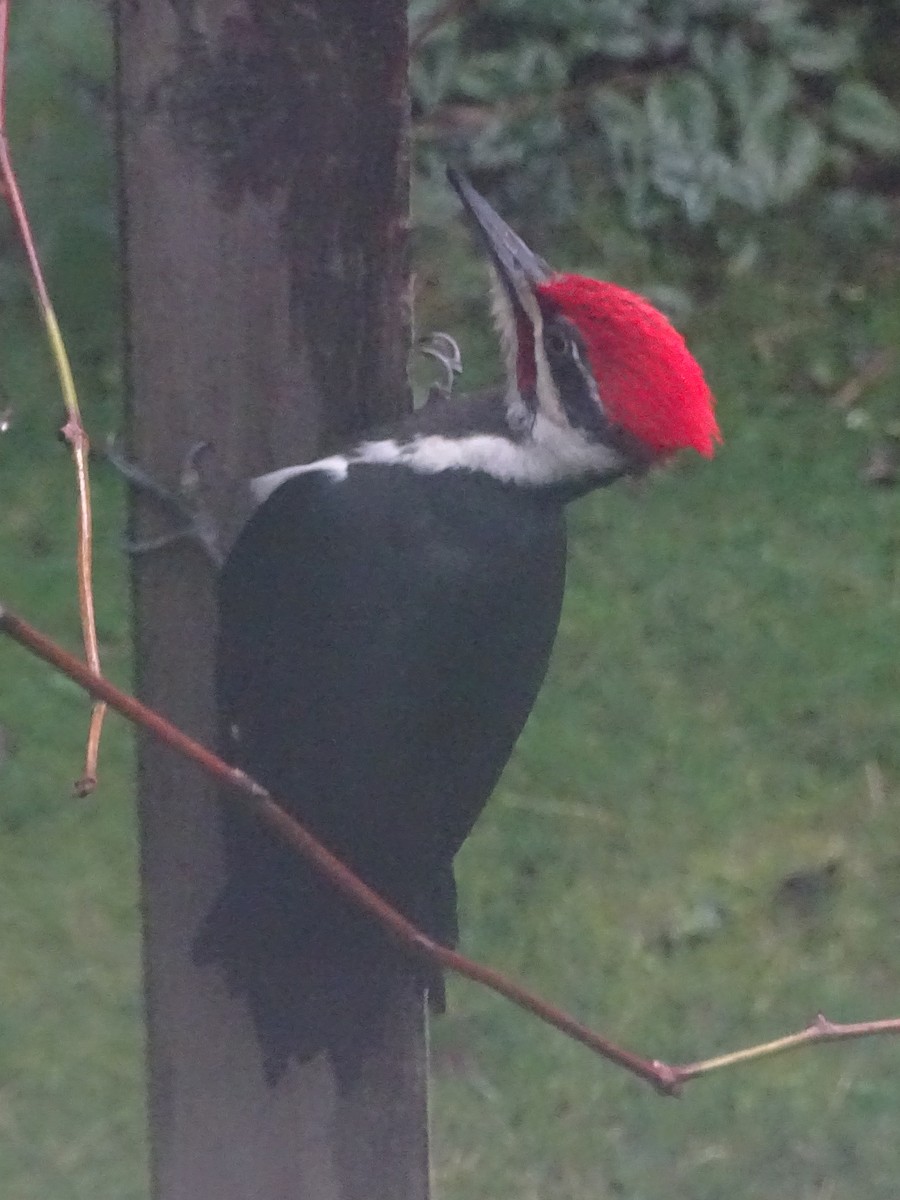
[413,0,900,237]
[2,0,118,376]
[424,218,900,1200]
[3,3,900,1199]
[833,79,900,155]
[8,217,900,1200]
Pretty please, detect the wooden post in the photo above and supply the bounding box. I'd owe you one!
[115,3,426,1197]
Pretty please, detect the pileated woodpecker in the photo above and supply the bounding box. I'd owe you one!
[197,171,720,1080]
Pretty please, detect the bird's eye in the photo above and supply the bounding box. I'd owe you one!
[545,328,569,358]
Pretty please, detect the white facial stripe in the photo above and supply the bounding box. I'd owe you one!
[529,303,569,429]
[487,262,571,436]
[569,339,601,408]
[527,414,623,480]
[488,265,520,404]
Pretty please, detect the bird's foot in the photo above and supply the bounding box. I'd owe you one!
[105,436,223,566]
[418,332,463,405]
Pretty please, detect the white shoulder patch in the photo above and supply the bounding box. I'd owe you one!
[249,417,623,504]
[250,455,350,503]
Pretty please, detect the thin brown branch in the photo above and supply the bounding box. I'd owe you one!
[677,1014,900,1084]
[0,0,105,794]
[0,0,7,132]
[63,414,105,796]
[0,601,678,1095]
[3,600,900,1096]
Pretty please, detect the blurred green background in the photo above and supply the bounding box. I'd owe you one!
[2,1,900,1196]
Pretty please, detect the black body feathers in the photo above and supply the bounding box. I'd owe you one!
[197,458,567,1079]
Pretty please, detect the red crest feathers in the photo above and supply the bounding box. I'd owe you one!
[537,274,720,458]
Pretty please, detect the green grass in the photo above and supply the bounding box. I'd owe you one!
[0,316,145,1198]
[2,220,900,1199]
[428,227,900,1198]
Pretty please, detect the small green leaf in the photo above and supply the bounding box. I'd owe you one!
[833,81,900,157]
[775,25,858,75]
[715,33,756,127]
[750,59,793,125]
[775,117,825,203]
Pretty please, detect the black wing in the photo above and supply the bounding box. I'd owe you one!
[198,462,566,1076]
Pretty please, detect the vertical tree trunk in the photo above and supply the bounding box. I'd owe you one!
[115,3,426,1197]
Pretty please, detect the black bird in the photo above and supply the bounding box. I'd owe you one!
[197,171,720,1080]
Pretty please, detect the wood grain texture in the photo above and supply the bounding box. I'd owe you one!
[115,1,426,1195]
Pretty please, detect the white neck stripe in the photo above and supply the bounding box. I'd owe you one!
[250,416,624,504]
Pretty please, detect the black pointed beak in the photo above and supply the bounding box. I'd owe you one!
[447,169,552,307]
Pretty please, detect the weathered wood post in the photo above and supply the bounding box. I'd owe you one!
[115,3,427,1197]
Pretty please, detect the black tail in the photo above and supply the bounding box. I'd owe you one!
[193,808,454,1083]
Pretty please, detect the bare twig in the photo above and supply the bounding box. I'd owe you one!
[0,0,105,795]
[0,601,669,1092]
[677,1014,900,1084]
[4,602,900,1096]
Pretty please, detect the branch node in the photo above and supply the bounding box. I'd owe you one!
[649,1061,684,1098]
[73,774,97,798]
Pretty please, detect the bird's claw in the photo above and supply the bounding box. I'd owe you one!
[176,439,216,506]
[418,332,463,404]
[105,435,223,566]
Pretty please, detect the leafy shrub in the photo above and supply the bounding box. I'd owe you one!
[412,0,900,237]
[2,0,898,382]
[2,0,117,362]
